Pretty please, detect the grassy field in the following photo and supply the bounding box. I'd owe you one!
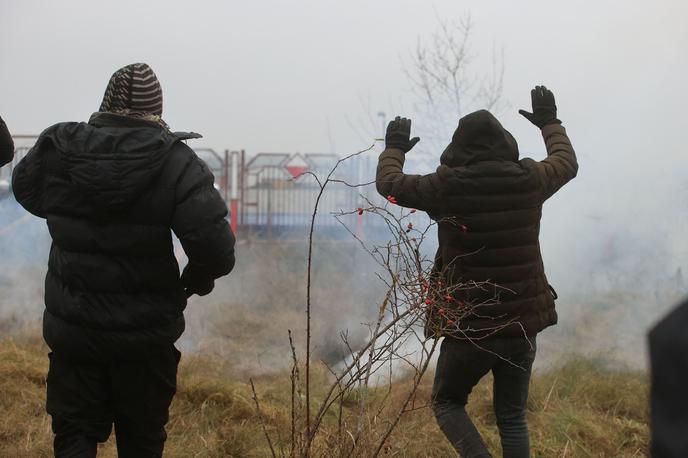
[0,333,648,458]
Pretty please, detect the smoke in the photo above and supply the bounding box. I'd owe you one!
[1,143,686,374]
[178,235,387,376]
[533,167,688,369]
[0,196,50,334]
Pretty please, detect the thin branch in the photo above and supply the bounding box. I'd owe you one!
[250,378,278,458]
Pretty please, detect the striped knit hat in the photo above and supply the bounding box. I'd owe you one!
[99,63,163,116]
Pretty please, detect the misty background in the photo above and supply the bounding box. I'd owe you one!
[1,0,687,370]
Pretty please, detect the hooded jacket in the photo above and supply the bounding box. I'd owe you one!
[0,116,13,166]
[376,110,578,339]
[12,113,236,360]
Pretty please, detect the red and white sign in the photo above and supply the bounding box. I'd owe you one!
[285,154,309,178]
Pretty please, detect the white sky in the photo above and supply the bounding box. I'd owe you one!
[2,0,688,294]
[1,1,685,153]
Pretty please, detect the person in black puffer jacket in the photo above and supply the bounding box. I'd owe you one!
[12,63,236,458]
[376,86,577,458]
[0,115,14,166]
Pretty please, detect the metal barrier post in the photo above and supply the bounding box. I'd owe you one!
[230,150,239,233]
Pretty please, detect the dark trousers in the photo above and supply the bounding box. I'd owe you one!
[46,346,180,458]
[432,336,536,458]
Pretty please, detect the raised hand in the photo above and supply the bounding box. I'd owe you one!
[519,85,561,129]
[385,116,420,153]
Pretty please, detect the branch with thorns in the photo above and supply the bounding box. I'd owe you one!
[250,145,523,457]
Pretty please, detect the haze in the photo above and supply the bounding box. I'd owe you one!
[1,0,687,365]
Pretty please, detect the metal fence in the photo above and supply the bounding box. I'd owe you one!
[3,138,382,239]
[232,151,379,238]
[0,136,36,199]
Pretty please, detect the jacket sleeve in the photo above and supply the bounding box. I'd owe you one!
[535,124,578,200]
[0,116,14,167]
[375,148,444,212]
[171,152,236,293]
[11,136,49,218]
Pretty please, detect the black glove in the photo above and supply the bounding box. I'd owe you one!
[181,266,215,297]
[184,280,214,298]
[518,85,562,129]
[385,116,420,153]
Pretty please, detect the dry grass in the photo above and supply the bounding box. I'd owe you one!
[0,334,648,457]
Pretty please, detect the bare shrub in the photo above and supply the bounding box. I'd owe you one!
[250,145,511,457]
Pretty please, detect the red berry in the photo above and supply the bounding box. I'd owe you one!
[445,295,453,302]
[357,207,364,215]
[410,209,417,213]
[459,224,468,233]
[438,308,445,315]
[424,298,433,305]
[447,319,455,326]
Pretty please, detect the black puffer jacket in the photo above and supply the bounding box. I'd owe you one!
[649,297,688,457]
[12,113,235,360]
[376,110,577,339]
[0,115,13,166]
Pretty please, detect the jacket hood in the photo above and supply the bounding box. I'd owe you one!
[440,110,519,167]
[38,113,201,210]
